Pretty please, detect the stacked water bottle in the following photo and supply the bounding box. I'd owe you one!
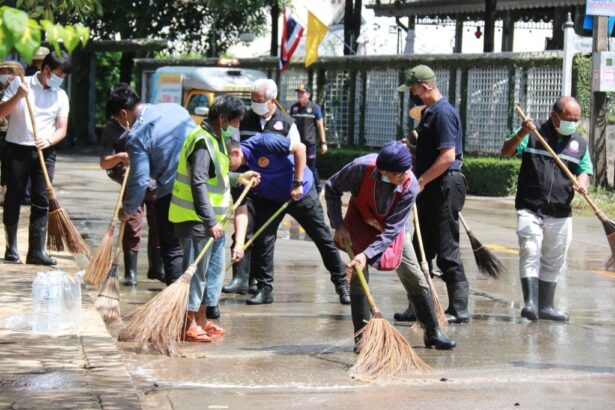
[31,271,82,332]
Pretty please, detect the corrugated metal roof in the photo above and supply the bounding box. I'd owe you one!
[367,0,585,17]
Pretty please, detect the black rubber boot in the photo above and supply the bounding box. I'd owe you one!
[248,277,258,295]
[520,277,539,321]
[206,305,220,319]
[444,281,470,324]
[222,264,249,294]
[393,304,417,322]
[350,294,371,354]
[246,286,273,305]
[4,223,21,263]
[412,290,456,350]
[538,280,569,322]
[25,226,56,266]
[123,250,138,286]
[147,247,165,282]
[335,281,351,305]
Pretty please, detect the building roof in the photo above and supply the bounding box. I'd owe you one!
[367,0,585,18]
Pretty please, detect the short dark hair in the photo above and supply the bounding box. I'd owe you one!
[225,136,241,152]
[41,51,71,75]
[106,85,141,117]
[209,95,245,122]
[552,96,579,114]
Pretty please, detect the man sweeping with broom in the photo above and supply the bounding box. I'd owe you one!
[169,95,260,341]
[325,141,455,351]
[501,96,592,322]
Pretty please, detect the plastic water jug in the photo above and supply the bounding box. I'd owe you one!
[32,271,62,332]
[59,271,81,329]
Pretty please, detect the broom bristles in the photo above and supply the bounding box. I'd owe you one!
[350,318,430,381]
[95,264,121,323]
[47,199,90,255]
[467,233,506,279]
[119,270,193,355]
[601,219,615,270]
[83,224,115,287]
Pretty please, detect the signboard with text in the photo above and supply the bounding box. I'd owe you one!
[586,0,615,17]
[150,74,183,104]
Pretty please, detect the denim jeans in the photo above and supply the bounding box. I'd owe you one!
[183,234,226,312]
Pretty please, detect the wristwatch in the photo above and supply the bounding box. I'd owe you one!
[292,179,303,187]
[319,141,327,145]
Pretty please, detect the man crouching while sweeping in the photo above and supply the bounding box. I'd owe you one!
[325,141,456,351]
[169,95,260,342]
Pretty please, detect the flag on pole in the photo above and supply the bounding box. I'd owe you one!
[305,11,329,67]
[280,8,305,72]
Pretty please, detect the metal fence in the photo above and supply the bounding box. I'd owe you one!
[135,52,564,154]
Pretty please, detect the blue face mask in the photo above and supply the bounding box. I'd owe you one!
[48,73,64,90]
[381,174,392,184]
[555,115,579,136]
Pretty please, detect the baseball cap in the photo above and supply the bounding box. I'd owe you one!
[0,60,25,76]
[32,47,50,61]
[398,65,436,92]
[295,83,311,94]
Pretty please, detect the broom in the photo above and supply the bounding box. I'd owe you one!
[515,106,615,264]
[119,182,254,355]
[95,220,127,324]
[21,75,89,255]
[458,212,506,279]
[412,204,448,330]
[84,166,131,287]
[343,240,429,381]
[224,198,292,271]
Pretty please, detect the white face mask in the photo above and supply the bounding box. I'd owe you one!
[381,174,392,184]
[0,74,11,85]
[251,101,270,116]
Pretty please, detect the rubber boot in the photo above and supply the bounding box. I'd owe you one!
[248,277,258,295]
[412,290,456,350]
[520,277,539,321]
[444,281,470,324]
[25,226,56,266]
[147,247,165,282]
[123,250,138,286]
[538,280,569,322]
[350,294,371,354]
[335,281,351,305]
[246,285,273,305]
[4,223,21,263]
[206,305,220,319]
[222,264,249,294]
[393,304,417,322]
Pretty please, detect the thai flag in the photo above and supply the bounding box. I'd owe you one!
[280,8,305,72]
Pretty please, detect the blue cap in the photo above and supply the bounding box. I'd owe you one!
[376,141,412,172]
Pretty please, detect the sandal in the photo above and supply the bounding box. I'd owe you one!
[184,325,212,342]
[203,320,225,336]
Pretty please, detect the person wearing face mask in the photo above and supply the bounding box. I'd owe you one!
[0,52,71,266]
[170,95,260,334]
[398,64,469,324]
[500,96,592,322]
[101,83,164,286]
[289,84,327,194]
[109,86,196,286]
[0,62,21,206]
[325,141,456,352]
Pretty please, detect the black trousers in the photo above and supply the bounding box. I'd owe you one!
[414,172,467,283]
[154,194,184,285]
[230,196,255,281]
[306,144,321,193]
[250,186,345,290]
[2,142,55,229]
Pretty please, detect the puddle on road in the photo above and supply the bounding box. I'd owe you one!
[9,372,78,392]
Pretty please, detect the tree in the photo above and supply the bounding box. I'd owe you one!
[344,0,362,55]
[2,0,101,22]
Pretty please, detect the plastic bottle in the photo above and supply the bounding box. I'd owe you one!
[59,271,81,329]
[31,271,62,332]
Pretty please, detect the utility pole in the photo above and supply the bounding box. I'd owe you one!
[270,1,279,57]
[590,15,608,186]
[484,0,497,52]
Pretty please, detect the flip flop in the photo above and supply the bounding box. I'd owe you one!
[203,320,225,336]
[184,325,212,342]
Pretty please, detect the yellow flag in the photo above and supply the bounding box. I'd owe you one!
[305,11,328,67]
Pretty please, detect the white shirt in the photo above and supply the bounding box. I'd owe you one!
[1,74,69,146]
[258,113,301,145]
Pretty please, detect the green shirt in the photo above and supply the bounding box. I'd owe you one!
[507,127,593,175]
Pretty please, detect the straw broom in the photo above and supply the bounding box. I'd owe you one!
[343,240,429,381]
[84,166,131,287]
[119,182,254,355]
[515,106,615,263]
[95,221,127,323]
[412,204,448,330]
[458,212,506,279]
[21,75,89,256]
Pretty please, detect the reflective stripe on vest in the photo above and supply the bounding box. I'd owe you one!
[169,126,231,223]
[524,147,581,165]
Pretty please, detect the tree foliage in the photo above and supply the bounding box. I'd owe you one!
[2,0,102,22]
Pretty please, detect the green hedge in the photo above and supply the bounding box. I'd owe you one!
[317,148,521,197]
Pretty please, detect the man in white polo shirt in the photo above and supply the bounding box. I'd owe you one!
[0,51,71,265]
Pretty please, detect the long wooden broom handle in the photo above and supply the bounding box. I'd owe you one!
[225,198,292,271]
[20,74,54,192]
[343,239,379,314]
[412,203,429,268]
[514,106,603,217]
[457,212,471,234]
[113,165,131,220]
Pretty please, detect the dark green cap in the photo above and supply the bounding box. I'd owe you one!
[398,65,436,92]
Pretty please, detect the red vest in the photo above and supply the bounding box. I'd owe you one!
[343,161,411,258]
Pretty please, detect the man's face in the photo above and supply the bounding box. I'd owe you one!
[296,91,309,104]
[113,107,139,130]
[251,90,273,117]
[551,103,581,128]
[40,65,67,88]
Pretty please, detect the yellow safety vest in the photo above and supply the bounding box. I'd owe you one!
[169,126,231,223]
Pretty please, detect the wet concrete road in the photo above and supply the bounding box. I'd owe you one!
[56,151,615,409]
